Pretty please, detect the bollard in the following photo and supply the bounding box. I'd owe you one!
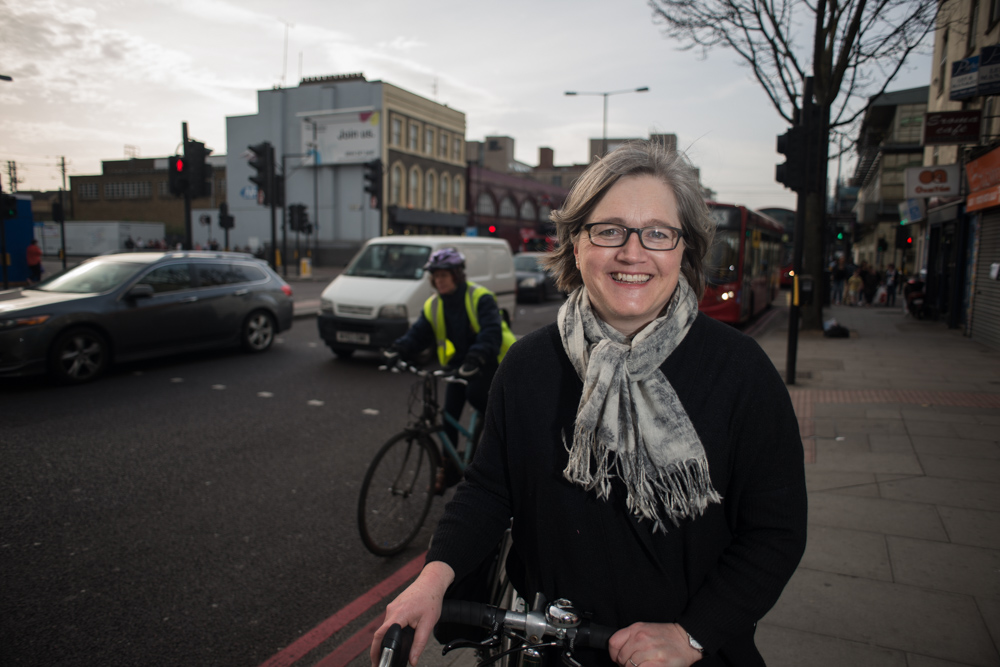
[300,257,312,278]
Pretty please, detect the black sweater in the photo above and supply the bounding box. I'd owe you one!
[427,314,807,666]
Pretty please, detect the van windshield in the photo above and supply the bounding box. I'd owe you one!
[345,244,432,280]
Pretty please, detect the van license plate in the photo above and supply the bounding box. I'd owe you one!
[336,331,370,345]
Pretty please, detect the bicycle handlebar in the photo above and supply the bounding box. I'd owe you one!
[379,359,469,385]
[377,623,414,667]
[438,600,617,651]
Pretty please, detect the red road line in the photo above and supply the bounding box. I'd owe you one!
[258,552,426,667]
[313,613,386,667]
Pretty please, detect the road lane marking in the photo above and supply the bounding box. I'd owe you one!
[257,552,426,667]
[312,614,385,667]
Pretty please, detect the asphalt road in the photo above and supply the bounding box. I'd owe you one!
[0,296,567,667]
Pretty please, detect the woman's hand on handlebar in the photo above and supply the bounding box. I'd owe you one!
[369,561,456,667]
[609,622,703,667]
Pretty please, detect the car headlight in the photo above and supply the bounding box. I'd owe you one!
[519,277,538,288]
[378,304,407,319]
[320,298,334,314]
[0,314,51,331]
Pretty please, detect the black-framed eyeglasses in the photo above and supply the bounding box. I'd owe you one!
[582,222,685,251]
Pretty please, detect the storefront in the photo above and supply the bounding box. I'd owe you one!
[964,148,1000,350]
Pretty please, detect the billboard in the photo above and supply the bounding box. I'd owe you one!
[923,110,982,145]
[300,109,381,165]
[951,56,979,100]
[904,164,961,198]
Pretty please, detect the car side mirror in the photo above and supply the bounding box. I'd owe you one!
[127,284,155,299]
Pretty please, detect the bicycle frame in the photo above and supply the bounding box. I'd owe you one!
[404,364,482,473]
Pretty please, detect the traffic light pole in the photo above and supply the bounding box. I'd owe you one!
[182,122,193,250]
[785,77,814,386]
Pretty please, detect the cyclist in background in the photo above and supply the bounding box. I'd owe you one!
[384,247,515,492]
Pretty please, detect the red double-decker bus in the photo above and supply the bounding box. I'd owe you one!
[700,203,785,324]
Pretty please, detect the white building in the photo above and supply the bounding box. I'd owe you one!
[226,73,467,265]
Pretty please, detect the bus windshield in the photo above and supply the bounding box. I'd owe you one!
[705,229,740,285]
[345,244,432,280]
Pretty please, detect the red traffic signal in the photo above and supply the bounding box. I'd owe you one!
[168,156,187,197]
[906,236,913,245]
[488,225,497,234]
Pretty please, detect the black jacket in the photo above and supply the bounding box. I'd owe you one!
[428,315,808,666]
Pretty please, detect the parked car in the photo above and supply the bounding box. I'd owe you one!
[514,251,559,303]
[317,236,515,358]
[0,251,293,384]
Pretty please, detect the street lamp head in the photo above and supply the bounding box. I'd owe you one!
[565,91,578,96]
[636,87,649,92]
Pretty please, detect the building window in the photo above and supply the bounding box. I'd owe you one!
[454,176,464,210]
[392,118,402,146]
[440,174,450,211]
[539,205,552,223]
[439,133,449,158]
[969,0,980,52]
[476,192,496,216]
[425,171,436,210]
[519,199,536,220]
[409,167,420,208]
[391,164,403,205]
[105,182,151,199]
[424,128,434,155]
[454,138,462,161]
[939,29,949,96]
[409,123,419,151]
[552,176,563,187]
[991,0,1000,25]
[499,196,517,218]
[80,183,99,200]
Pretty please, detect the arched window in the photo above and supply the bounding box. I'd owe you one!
[538,205,552,222]
[390,164,403,205]
[409,167,421,208]
[499,196,517,219]
[454,176,464,211]
[476,192,496,216]
[440,174,450,211]
[425,171,436,210]
[519,199,537,220]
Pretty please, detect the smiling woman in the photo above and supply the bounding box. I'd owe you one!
[372,140,807,667]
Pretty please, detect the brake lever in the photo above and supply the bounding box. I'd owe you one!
[561,651,584,667]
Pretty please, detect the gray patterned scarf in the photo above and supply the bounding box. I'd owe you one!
[557,275,722,532]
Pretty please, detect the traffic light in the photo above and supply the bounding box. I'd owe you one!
[52,201,65,223]
[895,225,911,249]
[1,192,17,220]
[775,126,807,192]
[168,156,187,197]
[185,140,213,198]
[273,174,285,208]
[363,159,383,209]
[288,204,307,232]
[218,202,234,230]
[248,142,274,206]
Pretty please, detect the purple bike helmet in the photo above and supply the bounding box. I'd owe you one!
[424,247,466,271]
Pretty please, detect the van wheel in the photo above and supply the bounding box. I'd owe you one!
[330,346,355,358]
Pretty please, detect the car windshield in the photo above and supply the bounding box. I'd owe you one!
[514,255,542,272]
[345,244,431,280]
[32,261,144,294]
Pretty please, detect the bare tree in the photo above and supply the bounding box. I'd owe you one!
[649,0,937,329]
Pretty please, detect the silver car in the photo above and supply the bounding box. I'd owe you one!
[514,251,559,303]
[0,251,293,383]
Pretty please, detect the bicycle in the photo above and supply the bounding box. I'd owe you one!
[376,594,617,667]
[357,359,485,557]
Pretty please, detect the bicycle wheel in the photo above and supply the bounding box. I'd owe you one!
[358,431,438,557]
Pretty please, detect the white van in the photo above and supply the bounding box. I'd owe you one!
[317,236,516,358]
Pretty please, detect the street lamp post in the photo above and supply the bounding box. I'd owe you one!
[565,87,649,157]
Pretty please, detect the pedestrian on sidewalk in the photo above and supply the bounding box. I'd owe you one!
[25,238,43,285]
[831,255,847,305]
[847,268,863,306]
[885,263,900,308]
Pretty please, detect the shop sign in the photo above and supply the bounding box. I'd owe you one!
[904,164,960,198]
[979,45,1000,96]
[966,146,1000,191]
[898,198,926,223]
[951,56,979,100]
[923,110,982,145]
[967,184,1000,212]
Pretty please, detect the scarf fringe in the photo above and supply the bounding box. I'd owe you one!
[564,427,724,533]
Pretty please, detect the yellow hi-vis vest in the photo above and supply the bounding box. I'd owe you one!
[423,282,516,367]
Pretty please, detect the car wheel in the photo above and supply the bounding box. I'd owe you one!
[242,310,275,352]
[330,346,355,358]
[49,327,110,384]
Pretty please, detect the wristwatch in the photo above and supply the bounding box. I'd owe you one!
[687,633,704,653]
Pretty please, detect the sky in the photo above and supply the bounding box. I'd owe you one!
[1,0,934,211]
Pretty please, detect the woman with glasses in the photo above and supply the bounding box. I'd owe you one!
[371,141,807,667]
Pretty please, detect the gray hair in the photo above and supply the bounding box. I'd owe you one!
[542,140,714,300]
